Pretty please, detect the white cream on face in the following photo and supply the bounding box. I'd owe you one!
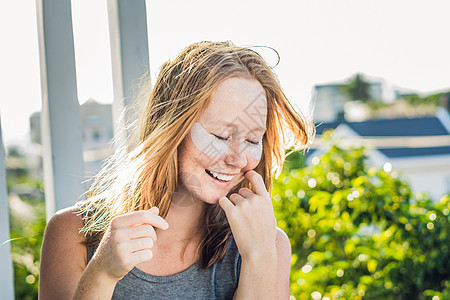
[243,140,263,160]
[190,122,229,157]
[190,122,263,160]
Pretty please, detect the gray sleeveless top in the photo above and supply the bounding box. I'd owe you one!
[84,227,241,299]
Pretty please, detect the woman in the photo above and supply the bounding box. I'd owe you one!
[39,41,312,299]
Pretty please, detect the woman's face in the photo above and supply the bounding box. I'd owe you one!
[176,77,267,206]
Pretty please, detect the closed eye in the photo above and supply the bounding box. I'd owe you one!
[214,134,260,145]
[213,135,228,141]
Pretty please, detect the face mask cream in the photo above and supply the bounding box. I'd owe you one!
[242,140,263,160]
[190,122,229,157]
[190,122,263,160]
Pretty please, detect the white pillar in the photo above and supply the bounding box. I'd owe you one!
[36,0,85,221]
[0,114,15,300]
[107,0,150,147]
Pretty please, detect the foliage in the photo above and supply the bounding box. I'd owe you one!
[402,93,444,108]
[283,150,307,171]
[9,196,45,300]
[273,131,450,300]
[7,170,45,300]
[341,73,372,102]
[10,199,45,300]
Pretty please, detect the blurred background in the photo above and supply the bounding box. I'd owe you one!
[0,0,449,299]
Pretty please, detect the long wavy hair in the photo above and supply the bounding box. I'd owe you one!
[77,40,314,269]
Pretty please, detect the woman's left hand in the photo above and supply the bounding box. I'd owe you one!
[219,170,277,260]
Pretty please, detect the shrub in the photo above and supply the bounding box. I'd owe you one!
[273,133,450,300]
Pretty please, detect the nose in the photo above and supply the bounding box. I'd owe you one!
[224,139,248,169]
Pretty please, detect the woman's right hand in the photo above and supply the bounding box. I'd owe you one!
[90,206,169,282]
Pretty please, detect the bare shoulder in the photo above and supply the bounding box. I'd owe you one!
[39,205,88,299]
[50,204,85,225]
[44,205,87,250]
[53,205,85,226]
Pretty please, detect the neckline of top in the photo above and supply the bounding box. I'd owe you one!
[130,259,201,283]
[129,235,236,283]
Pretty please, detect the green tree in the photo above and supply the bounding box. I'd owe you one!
[7,149,46,300]
[341,73,372,102]
[273,131,450,300]
[10,202,45,300]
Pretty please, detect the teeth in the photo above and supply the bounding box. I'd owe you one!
[207,170,233,182]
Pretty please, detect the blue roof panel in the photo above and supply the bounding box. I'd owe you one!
[315,117,449,136]
[379,146,450,158]
[312,116,450,158]
[348,117,448,136]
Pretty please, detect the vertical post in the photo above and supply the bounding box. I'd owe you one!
[107,0,150,147]
[36,0,85,221]
[0,114,15,300]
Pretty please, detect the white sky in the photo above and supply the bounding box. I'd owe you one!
[1,0,449,145]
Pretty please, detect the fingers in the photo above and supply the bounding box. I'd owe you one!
[229,193,246,205]
[238,187,253,198]
[218,196,235,214]
[111,209,169,230]
[131,249,153,262]
[119,234,156,265]
[128,237,154,252]
[244,170,269,197]
[148,206,159,215]
[94,207,167,279]
[121,224,157,242]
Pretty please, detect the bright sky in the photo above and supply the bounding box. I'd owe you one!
[1,0,449,145]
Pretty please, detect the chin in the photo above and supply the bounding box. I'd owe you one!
[200,189,228,205]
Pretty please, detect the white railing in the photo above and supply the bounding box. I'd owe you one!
[0,0,149,298]
[0,115,15,300]
[36,0,86,218]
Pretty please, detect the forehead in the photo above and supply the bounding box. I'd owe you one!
[198,77,267,131]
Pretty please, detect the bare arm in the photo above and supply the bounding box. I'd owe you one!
[219,171,291,300]
[38,206,88,299]
[71,259,118,300]
[232,228,291,300]
[39,206,169,300]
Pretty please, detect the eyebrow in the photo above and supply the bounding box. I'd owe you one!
[217,121,266,133]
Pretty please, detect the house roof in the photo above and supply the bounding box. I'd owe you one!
[312,115,450,159]
[315,116,449,137]
[379,146,450,158]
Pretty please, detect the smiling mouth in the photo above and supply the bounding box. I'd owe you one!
[205,169,234,182]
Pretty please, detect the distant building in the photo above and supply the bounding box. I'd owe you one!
[30,98,114,180]
[312,76,384,123]
[79,99,114,179]
[309,109,450,202]
[313,84,348,122]
[80,98,114,151]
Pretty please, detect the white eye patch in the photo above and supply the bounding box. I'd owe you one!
[244,140,263,160]
[190,122,229,157]
[190,122,263,160]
